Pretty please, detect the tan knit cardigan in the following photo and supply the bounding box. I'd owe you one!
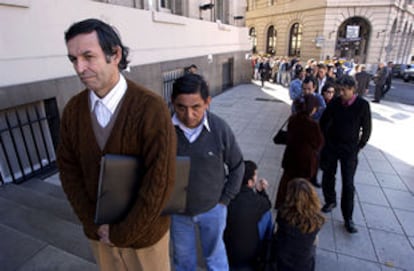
[57,79,176,248]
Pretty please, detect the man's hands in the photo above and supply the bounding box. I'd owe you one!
[97,224,114,246]
[256,178,269,192]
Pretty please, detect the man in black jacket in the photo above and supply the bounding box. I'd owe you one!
[224,160,272,270]
[319,75,372,234]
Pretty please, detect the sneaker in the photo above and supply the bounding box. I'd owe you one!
[321,203,337,213]
[344,220,358,233]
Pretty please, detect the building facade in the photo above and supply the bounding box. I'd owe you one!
[246,0,414,66]
[0,0,250,184]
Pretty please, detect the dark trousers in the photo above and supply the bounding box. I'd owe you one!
[374,84,383,101]
[321,147,358,220]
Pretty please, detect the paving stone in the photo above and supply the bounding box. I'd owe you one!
[361,203,403,234]
[0,224,46,271]
[333,221,377,261]
[370,229,414,270]
[315,249,339,271]
[337,254,382,271]
[0,184,78,224]
[0,197,94,263]
[356,183,389,207]
[383,188,414,211]
[394,209,414,237]
[317,218,336,252]
[375,172,408,191]
[355,169,379,186]
[16,245,97,271]
[368,160,397,175]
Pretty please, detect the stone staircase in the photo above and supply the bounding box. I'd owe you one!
[0,178,98,271]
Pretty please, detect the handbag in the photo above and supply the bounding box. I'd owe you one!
[272,118,288,145]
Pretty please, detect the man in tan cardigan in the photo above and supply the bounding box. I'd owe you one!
[57,18,176,271]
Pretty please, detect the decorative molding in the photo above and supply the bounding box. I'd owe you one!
[152,11,186,25]
[0,0,29,7]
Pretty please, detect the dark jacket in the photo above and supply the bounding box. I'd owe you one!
[274,215,319,271]
[275,113,324,208]
[319,95,371,153]
[282,113,324,178]
[224,186,271,268]
[355,71,371,95]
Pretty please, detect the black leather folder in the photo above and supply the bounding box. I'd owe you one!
[162,156,190,215]
[95,154,190,224]
[94,154,142,225]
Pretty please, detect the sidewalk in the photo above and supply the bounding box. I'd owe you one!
[211,81,414,271]
[1,81,413,270]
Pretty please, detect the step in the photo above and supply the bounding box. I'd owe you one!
[0,181,79,225]
[0,196,95,264]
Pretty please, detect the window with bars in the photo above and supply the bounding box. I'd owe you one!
[0,99,58,184]
[289,23,302,57]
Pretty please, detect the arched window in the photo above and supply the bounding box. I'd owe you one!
[266,25,277,55]
[249,27,257,53]
[289,23,302,57]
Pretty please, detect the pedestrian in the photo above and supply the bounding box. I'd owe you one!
[372,62,387,103]
[382,61,393,97]
[289,65,305,101]
[275,94,324,209]
[300,76,326,121]
[321,83,336,105]
[57,18,177,271]
[355,64,371,96]
[273,178,325,271]
[320,75,372,233]
[224,160,273,271]
[170,73,245,271]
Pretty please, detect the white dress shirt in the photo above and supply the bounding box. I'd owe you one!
[90,74,127,127]
[172,112,211,143]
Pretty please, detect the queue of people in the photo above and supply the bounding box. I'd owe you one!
[56,18,374,271]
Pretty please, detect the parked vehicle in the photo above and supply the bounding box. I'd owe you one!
[402,66,414,82]
[392,64,410,78]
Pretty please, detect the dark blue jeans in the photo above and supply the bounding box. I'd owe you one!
[171,204,228,271]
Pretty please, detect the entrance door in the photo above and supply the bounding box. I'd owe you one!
[336,17,371,63]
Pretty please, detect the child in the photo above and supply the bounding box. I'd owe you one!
[274,178,325,271]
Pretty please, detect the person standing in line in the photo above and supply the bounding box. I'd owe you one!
[224,160,273,271]
[316,63,334,94]
[57,18,177,271]
[273,178,325,271]
[275,94,324,209]
[321,84,336,105]
[300,76,326,121]
[289,65,306,101]
[382,61,393,97]
[372,62,387,103]
[320,75,372,234]
[355,64,371,96]
[170,73,245,271]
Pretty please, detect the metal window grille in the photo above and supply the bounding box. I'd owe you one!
[0,100,58,184]
[163,69,184,114]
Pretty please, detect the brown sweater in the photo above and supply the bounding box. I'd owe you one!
[57,79,177,248]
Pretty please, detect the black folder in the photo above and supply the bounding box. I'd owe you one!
[95,154,190,224]
[94,154,142,225]
[162,156,190,215]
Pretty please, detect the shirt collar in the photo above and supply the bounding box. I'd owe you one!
[172,111,211,132]
[90,74,127,113]
[342,94,357,107]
